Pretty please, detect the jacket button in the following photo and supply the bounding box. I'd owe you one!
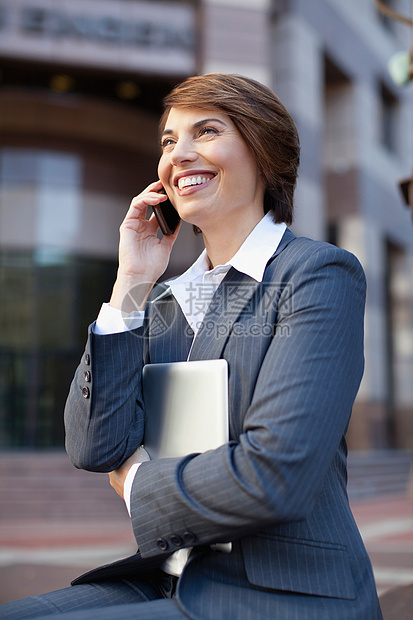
[183,531,196,544]
[84,371,91,383]
[82,387,90,399]
[170,535,183,548]
[85,353,90,365]
[156,538,168,551]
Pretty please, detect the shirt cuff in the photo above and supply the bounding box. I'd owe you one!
[94,302,145,335]
[124,463,142,517]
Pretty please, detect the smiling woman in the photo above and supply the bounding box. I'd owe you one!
[1,74,382,620]
[157,107,266,264]
[159,74,300,227]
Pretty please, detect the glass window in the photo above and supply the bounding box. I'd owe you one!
[0,148,117,448]
[379,83,399,153]
[0,250,117,448]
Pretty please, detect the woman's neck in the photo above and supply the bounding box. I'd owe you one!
[203,210,265,269]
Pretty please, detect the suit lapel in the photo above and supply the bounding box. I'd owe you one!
[188,227,296,361]
[147,286,194,363]
[188,268,260,361]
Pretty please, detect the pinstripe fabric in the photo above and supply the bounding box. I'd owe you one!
[0,574,184,619]
[64,327,146,472]
[0,600,185,620]
[63,229,383,619]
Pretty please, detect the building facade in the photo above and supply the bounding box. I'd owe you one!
[0,0,412,450]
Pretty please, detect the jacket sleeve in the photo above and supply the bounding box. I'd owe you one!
[64,324,146,472]
[128,244,367,557]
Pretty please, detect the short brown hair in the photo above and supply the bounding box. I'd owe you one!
[160,73,300,225]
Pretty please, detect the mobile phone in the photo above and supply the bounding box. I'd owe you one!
[152,187,181,236]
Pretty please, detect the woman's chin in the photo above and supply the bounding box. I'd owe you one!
[178,212,206,231]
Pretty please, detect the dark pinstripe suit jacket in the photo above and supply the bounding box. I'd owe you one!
[65,229,383,619]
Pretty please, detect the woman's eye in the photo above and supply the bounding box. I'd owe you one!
[161,138,175,149]
[199,126,218,137]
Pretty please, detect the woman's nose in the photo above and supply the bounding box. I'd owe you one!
[170,138,197,165]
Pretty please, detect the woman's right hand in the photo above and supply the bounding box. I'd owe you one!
[109,181,180,311]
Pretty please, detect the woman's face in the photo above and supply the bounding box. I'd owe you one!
[157,106,265,234]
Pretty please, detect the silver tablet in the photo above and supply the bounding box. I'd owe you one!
[142,359,229,459]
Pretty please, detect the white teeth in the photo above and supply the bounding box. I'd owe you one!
[178,176,212,190]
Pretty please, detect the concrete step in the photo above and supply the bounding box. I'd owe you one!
[0,451,127,519]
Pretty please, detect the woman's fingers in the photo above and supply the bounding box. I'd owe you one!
[125,188,168,224]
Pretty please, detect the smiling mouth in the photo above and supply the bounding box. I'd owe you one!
[177,174,215,190]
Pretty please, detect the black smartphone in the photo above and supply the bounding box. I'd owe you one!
[152,187,181,236]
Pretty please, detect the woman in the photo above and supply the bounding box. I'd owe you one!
[1,74,382,619]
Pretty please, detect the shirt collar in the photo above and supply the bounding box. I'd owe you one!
[168,213,286,287]
[229,214,286,282]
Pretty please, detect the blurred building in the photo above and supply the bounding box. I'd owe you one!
[0,0,412,451]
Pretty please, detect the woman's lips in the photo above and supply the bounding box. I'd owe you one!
[177,174,215,190]
[175,173,216,195]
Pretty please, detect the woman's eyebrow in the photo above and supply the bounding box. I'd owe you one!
[161,118,227,138]
[193,118,227,129]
